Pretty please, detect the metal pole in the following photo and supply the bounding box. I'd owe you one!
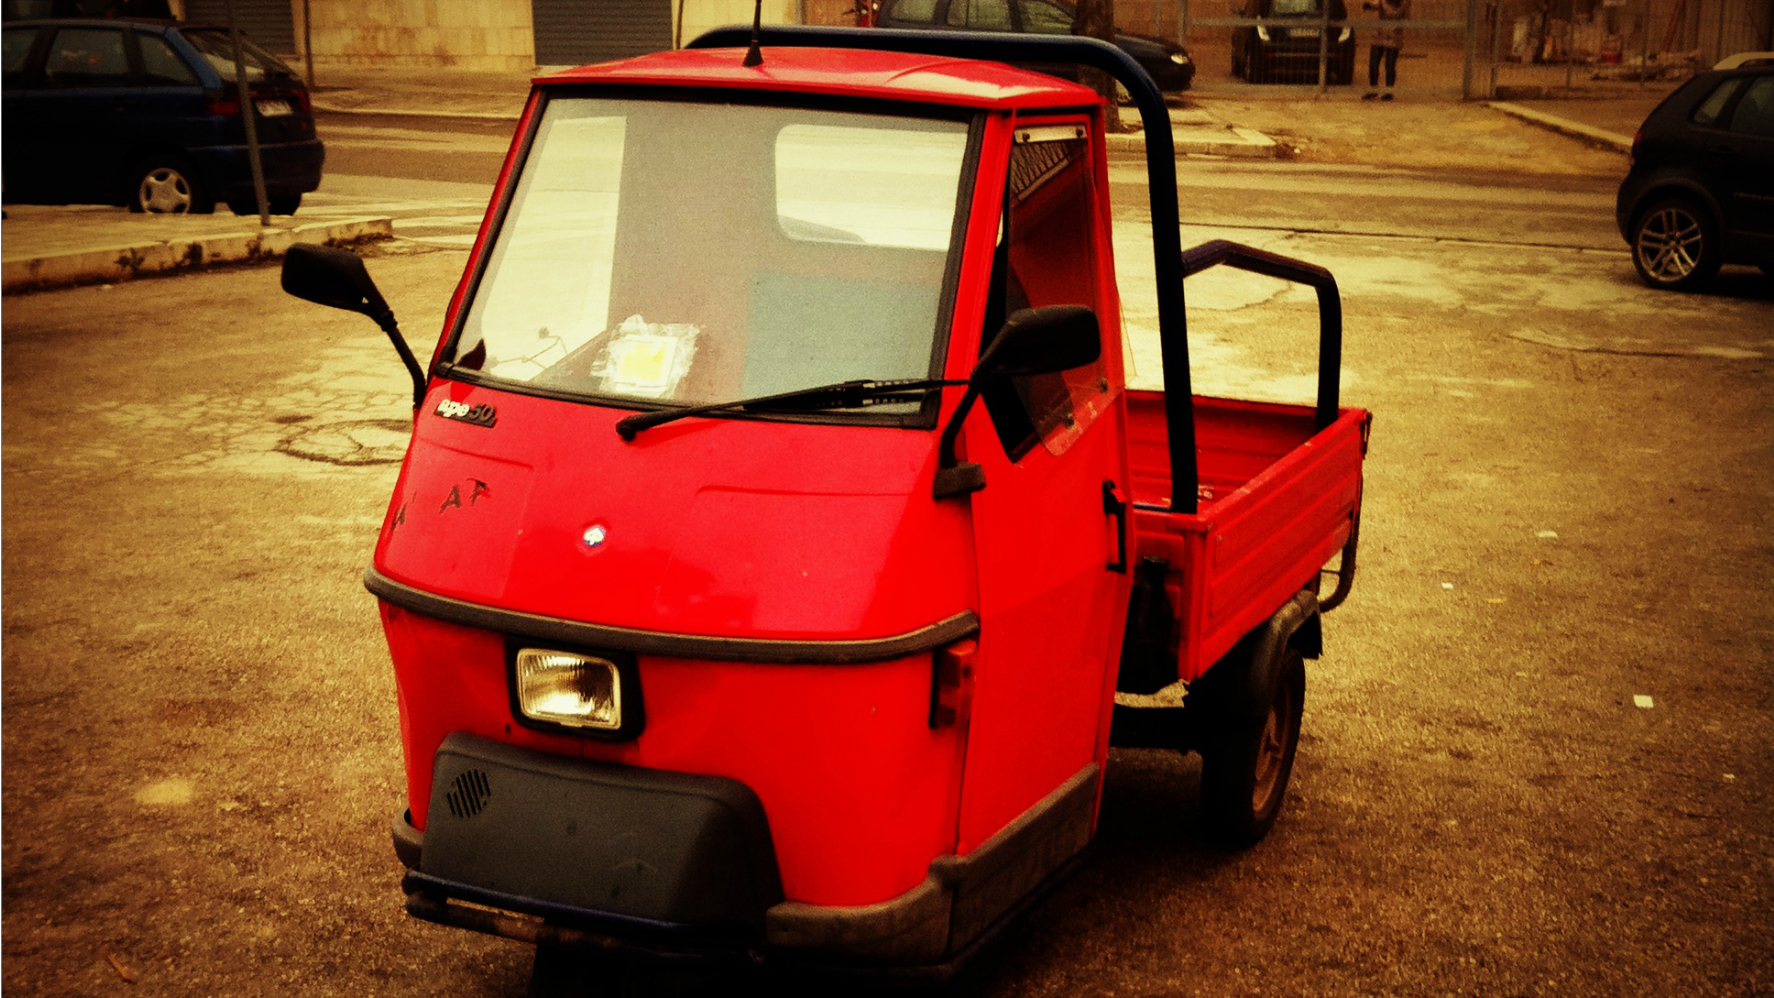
[1637,0,1649,88]
[1490,0,1501,98]
[224,0,269,225]
[302,0,314,90]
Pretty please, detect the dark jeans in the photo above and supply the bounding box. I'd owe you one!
[1368,45,1400,87]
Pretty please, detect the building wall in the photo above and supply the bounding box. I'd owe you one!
[292,0,796,70]
[678,0,797,47]
[298,0,536,70]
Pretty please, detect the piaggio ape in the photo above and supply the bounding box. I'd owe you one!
[281,25,1369,979]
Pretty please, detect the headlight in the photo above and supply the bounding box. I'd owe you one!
[1256,23,1271,42]
[1169,51,1189,64]
[515,648,622,730]
[1338,26,1351,42]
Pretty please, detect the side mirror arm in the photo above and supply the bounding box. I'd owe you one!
[376,315,428,412]
[933,380,987,500]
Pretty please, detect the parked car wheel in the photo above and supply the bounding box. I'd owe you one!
[1630,196,1720,290]
[1197,645,1304,847]
[128,157,213,215]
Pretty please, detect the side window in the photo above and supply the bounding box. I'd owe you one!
[980,129,1112,462]
[3,27,38,77]
[1690,78,1743,127]
[1020,0,1076,34]
[44,27,129,87]
[886,0,937,24]
[138,34,199,86]
[946,0,1013,31]
[1725,76,1774,137]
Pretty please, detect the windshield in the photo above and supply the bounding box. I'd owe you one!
[449,96,974,418]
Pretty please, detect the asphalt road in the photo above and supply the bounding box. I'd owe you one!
[3,118,1771,998]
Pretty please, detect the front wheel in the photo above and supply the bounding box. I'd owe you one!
[1631,197,1720,291]
[1197,647,1305,847]
[127,156,213,214]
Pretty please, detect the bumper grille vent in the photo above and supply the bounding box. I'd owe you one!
[445,768,491,819]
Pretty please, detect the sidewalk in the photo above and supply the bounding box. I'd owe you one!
[1,62,1662,296]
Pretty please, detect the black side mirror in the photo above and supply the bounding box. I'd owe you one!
[281,243,426,410]
[977,305,1101,378]
[933,305,1102,500]
[282,242,391,320]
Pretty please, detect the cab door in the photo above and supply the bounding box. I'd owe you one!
[956,117,1133,853]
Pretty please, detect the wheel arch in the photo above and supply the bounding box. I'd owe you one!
[1193,589,1320,723]
[1626,176,1723,234]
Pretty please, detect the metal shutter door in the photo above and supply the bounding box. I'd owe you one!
[181,0,296,55]
[532,0,672,66]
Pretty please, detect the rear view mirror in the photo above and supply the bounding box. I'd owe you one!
[977,305,1101,378]
[281,243,427,410]
[933,305,1102,499]
[281,242,392,322]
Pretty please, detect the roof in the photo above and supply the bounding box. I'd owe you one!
[536,46,1102,111]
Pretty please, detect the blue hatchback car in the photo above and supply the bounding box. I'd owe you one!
[2,18,324,214]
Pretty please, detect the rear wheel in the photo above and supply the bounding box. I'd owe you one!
[127,156,213,215]
[1631,196,1720,290]
[1197,646,1305,847]
[228,194,303,216]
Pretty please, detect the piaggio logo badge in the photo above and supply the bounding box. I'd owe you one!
[435,399,497,428]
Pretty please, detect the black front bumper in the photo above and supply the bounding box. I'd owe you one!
[396,733,1100,972]
[411,733,782,939]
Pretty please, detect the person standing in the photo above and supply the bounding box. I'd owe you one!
[1362,0,1411,100]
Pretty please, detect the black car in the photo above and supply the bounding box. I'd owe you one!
[2,18,324,215]
[875,0,1195,92]
[1231,0,1354,85]
[1615,60,1774,290]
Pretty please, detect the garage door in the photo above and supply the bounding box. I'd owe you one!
[532,0,672,66]
[181,0,296,56]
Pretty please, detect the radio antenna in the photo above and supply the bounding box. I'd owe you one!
[743,0,764,66]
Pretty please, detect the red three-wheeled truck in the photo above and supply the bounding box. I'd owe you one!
[282,24,1370,984]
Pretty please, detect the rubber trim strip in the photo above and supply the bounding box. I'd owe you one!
[364,567,980,664]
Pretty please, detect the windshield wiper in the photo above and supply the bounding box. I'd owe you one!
[615,378,965,441]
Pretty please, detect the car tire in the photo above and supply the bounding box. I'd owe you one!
[228,194,303,216]
[1196,645,1305,848]
[1630,196,1720,291]
[127,156,213,215]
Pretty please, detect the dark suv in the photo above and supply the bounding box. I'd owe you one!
[1615,60,1774,290]
[2,18,324,215]
[1231,0,1354,85]
[875,0,1195,92]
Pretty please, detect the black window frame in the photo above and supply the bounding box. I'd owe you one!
[432,84,988,434]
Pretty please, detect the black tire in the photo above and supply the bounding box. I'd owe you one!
[127,156,213,215]
[1197,646,1305,848]
[229,194,303,216]
[1630,196,1720,291]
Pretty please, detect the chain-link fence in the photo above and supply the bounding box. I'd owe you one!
[1482,0,1770,97]
[1042,0,1768,97]
[801,0,1770,98]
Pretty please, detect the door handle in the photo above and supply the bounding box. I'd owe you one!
[1102,480,1128,574]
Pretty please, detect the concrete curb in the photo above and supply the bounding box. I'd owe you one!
[1486,102,1634,153]
[312,101,521,122]
[1108,125,1280,159]
[2,217,395,295]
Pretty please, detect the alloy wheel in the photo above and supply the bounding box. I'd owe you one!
[139,167,194,214]
[1635,204,1705,283]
